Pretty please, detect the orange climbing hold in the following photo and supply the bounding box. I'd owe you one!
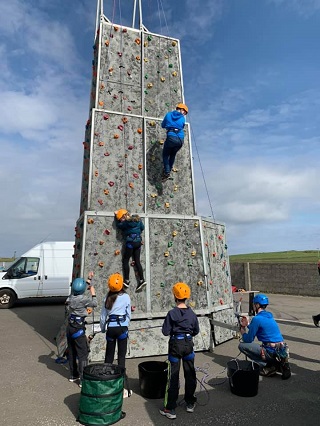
[114,250,121,255]
[135,38,141,45]
[114,134,119,139]
[137,128,143,134]
[87,218,94,224]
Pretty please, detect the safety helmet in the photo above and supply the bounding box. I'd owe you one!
[253,294,269,306]
[115,209,128,220]
[108,273,124,292]
[172,282,191,300]
[176,103,188,114]
[72,278,86,296]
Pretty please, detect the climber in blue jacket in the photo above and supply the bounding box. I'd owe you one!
[161,103,188,181]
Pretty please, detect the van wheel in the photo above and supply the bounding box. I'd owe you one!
[0,289,16,309]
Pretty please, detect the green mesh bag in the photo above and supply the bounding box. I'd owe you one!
[78,363,125,426]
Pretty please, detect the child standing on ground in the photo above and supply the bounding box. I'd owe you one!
[159,282,199,420]
[66,272,97,387]
[115,209,146,292]
[100,273,132,397]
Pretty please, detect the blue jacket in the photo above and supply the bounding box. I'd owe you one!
[161,110,186,139]
[100,293,131,332]
[117,218,144,242]
[242,310,283,344]
[162,306,199,337]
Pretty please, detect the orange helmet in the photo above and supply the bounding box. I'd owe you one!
[176,103,188,114]
[172,282,191,300]
[108,273,123,292]
[115,209,128,220]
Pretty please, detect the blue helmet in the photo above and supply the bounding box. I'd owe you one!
[253,294,269,306]
[72,278,86,295]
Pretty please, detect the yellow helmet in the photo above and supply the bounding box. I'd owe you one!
[108,273,123,292]
[172,282,191,300]
[115,209,128,220]
[176,103,188,114]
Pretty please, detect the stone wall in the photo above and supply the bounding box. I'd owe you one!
[230,262,320,296]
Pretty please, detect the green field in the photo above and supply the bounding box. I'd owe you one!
[229,250,320,263]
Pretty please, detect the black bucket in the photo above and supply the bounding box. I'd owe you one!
[227,359,260,397]
[78,363,125,425]
[138,361,168,399]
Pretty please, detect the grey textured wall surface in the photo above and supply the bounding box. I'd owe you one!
[72,17,234,356]
[230,262,320,296]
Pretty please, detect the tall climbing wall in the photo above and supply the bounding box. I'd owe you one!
[72,13,234,359]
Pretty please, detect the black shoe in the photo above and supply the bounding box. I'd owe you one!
[161,172,170,182]
[123,280,130,288]
[281,362,291,380]
[136,280,147,292]
[312,316,319,327]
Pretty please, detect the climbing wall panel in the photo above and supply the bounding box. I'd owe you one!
[88,316,212,361]
[98,23,142,115]
[142,33,183,118]
[148,217,207,314]
[145,120,195,215]
[211,308,235,345]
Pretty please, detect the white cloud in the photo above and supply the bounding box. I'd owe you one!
[269,0,320,17]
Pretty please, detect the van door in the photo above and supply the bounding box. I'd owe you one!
[2,257,43,298]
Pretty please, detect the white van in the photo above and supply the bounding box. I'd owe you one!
[0,241,74,308]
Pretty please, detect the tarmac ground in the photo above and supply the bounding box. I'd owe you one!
[1,293,320,426]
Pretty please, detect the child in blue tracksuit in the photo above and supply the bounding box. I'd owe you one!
[115,209,146,292]
[159,282,199,420]
[161,103,188,181]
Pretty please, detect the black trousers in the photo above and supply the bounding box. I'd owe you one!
[105,326,128,369]
[67,324,88,380]
[165,338,197,410]
[122,241,144,282]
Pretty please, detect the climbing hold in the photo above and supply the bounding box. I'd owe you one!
[114,250,121,255]
[122,117,128,124]
[122,28,127,33]
[98,199,103,205]
[118,163,123,167]
[197,280,203,286]
[212,252,217,257]
[129,182,134,189]
[144,74,148,79]
[138,164,143,170]
[169,194,174,198]
[127,106,133,111]
[118,125,124,131]
[103,114,109,120]
[189,301,196,308]
[137,128,143,134]
[108,181,115,186]
[109,67,113,73]
[144,58,149,62]
[118,52,122,57]
[147,83,153,88]
[172,167,178,172]
[167,48,172,53]
[136,55,140,61]
[128,145,134,150]
[99,101,104,106]
[172,231,177,237]
[174,185,178,191]
[113,94,118,99]
[172,71,177,77]
[138,202,143,206]
[144,41,148,47]
[105,40,109,46]
[194,222,199,228]
[167,260,175,266]
[151,193,157,198]
[219,299,224,305]
[104,152,110,156]
[99,240,104,245]
[159,139,164,145]
[135,38,141,45]
[149,121,156,126]
[98,262,104,268]
[218,235,223,240]
[98,141,104,146]
[114,134,119,139]
[187,261,193,267]
[133,173,139,179]
[94,171,99,177]
[87,218,94,224]
[147,35,152,41]
[160,77,165,82]
[104,229,110,235]
[165,202,170,208]
[191,251,196,257]
[172,41,177,46]
[168,64,173,68]
[160,282,165,288]
[164,251,169,257]
[114,25,119,31]
[168,241,173,247]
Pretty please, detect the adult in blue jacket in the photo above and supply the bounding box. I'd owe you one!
[161,103,188,181]
[239,293,291,379]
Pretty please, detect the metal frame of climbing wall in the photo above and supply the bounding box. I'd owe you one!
[72,4,234,360]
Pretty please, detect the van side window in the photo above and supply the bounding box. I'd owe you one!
[6,257,40,279]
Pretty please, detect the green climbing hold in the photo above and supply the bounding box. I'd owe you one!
[167,260,175,266]
[168,64,173,68]
[165,102,170,107]
[155,183,162,190]
[169,194,174,198]
[156,202,161,207]
[144,90,148,94]
[187,261,193,267]
[160,282,165,288]
[145,74,148,79]
[168,241,173,247]
[168,48,172,53]
[147,35,152,41]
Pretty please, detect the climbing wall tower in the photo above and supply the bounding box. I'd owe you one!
[72,4,234,360]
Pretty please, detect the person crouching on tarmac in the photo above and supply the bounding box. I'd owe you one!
[66,272,97,387]
[238,293,291,380]
[159,283,199,420]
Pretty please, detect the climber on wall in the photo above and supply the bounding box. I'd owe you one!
[115,209,146,292]
[161,103,188,182]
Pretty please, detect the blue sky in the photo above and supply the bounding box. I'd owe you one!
[0,0,320,257]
